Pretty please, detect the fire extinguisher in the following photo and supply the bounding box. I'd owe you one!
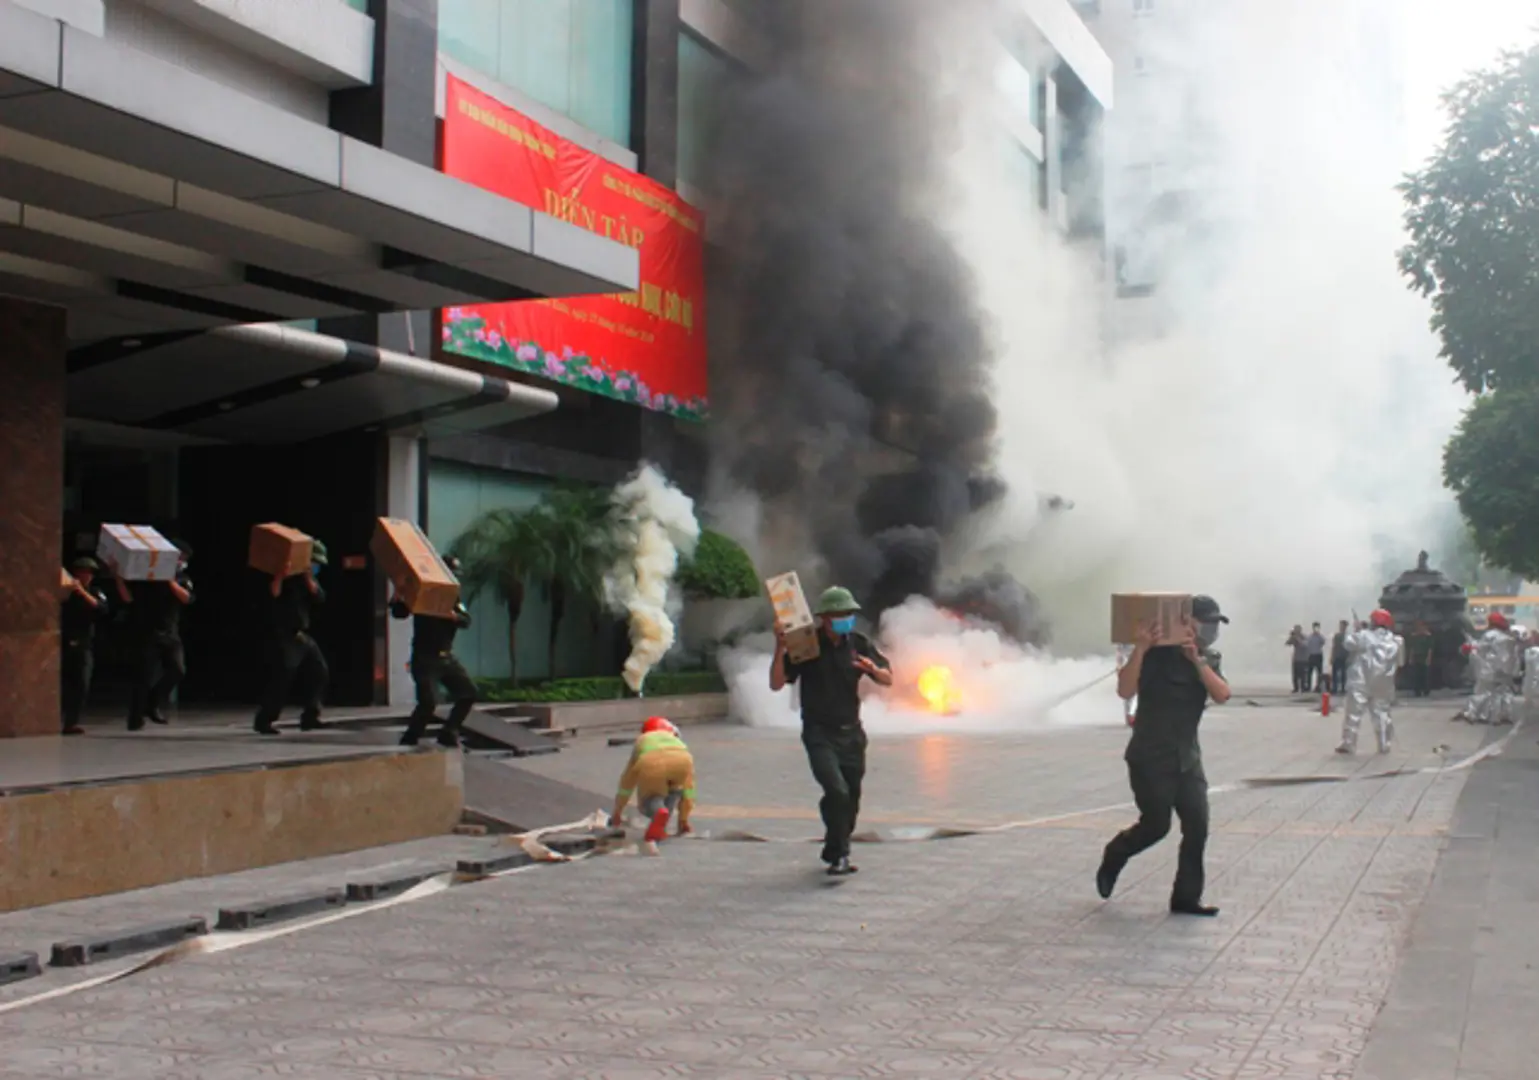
[1321,689,1331,716]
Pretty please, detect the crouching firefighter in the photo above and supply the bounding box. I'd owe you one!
[391,554,476,748]
[253,540,329,735]
[611,717,696,855]
[1336,608,1405,755]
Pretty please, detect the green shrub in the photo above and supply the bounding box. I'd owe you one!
[476,670,727,703]
[677,529,759,600]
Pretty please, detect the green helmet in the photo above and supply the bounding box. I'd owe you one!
[814,585,861,615]
[311,539,329,566]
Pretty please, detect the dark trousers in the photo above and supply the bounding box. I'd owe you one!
[61,646,93,731]
[803,728,867,863]
[1102,760,1210,907]
[253,633,328,729]
[1331,660,1348,695]
[1307,655,1324,691]
[402,653,477,743]
[1291,661,1308,692]
[1412,662,1431,697]
[129,634,185,723]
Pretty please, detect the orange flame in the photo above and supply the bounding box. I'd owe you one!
[916,665,962,714]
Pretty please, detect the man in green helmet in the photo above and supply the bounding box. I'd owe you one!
[253,538,330,735]
[769,584,893,875]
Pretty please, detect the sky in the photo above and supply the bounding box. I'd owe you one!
[1400,0,1538,168]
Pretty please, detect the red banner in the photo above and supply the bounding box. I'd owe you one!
[439,75,708,421]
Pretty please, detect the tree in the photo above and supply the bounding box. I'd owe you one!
[1399,43,1539,394]
[529,485,621,672]
[676,529,760,599]
[448,485,619,682]
[449,509,551,683]
[1442,384,1539,582]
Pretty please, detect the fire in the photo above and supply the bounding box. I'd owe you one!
[916,665,962,715]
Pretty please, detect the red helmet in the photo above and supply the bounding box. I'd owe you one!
[1487,611,1510,630]
[1370,609,1394,629]
[641,716,677,735]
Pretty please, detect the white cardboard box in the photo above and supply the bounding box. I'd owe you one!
[97,524,180,581]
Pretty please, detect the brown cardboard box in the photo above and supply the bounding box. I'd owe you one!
[1111,593,1193,645]
[248,523,314,579]
[765,571,820,663]
[371,518,460,617]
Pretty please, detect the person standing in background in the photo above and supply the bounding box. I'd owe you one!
[59,556,111,736]
[1330,619,1351,695]
[1306,622,1327,692]
[1406,621,1435,697]
[115,540,194,731]
[253,540,329,735]
[1286,625,1309,692]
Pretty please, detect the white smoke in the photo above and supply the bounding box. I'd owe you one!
[931,0,1463,681]
[723,596,1123,735]
[604,464,701,693]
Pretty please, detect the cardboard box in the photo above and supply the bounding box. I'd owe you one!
[97,524,180,582]
[248,523,313,579]
[765,571,820,663]
[1111,593,1193,646]
[371,518,460,617]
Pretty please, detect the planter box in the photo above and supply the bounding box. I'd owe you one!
[492,692,730,733]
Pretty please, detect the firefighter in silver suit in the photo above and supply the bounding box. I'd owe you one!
[1336,609,1405,756]
[1461,611,1521,725]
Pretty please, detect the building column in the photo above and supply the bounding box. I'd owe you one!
[384,435,424,706]
[1043,74,1064,229]
[632,0,682,187]
[0,298,67,738]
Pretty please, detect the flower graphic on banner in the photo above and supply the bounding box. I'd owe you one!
[442,311,709,422]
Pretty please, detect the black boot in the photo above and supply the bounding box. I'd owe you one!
[1096,859,1121,900]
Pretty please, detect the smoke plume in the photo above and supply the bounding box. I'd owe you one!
[706,0,1464,691]
[702,0,1046,641]
[604,464,700,692]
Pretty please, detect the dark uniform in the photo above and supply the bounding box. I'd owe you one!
[782,628,891,869]
[392,598,476,747]
[1407,630,1434,697]
[1099,595,1229,917]
[125,568,194,730]
[253,571,328,734]
[60,565,110,734]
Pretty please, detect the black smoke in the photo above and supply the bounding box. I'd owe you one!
[703,0,1050,644]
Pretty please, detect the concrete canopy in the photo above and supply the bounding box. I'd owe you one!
[0,2,639,346]
[66,322,560,444]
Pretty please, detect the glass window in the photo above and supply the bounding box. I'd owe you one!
[341,0,367,11]
[439,0,634,146]
[677,30,733,190]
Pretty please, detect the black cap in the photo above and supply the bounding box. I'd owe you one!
[69,555,100,573]
[1191,595,1229,624]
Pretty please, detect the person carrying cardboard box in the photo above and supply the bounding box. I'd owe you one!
[769,585,893,876]
[253,540,330,735]
[1097,594,1232,917]
[110,539,195,731]
[390,554,477,748]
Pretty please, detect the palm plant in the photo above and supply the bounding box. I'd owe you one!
[448,509,555,682]
[448,485,619,682]
[528,485,621,672]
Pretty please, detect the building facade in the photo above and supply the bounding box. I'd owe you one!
[0,0,1112,733]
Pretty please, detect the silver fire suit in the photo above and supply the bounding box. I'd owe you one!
[1522,645,1539,723]
[1465,628,1520,725]
[1339,627,1404,753]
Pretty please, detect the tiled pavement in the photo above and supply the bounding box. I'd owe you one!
[0,694,1511,1079]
